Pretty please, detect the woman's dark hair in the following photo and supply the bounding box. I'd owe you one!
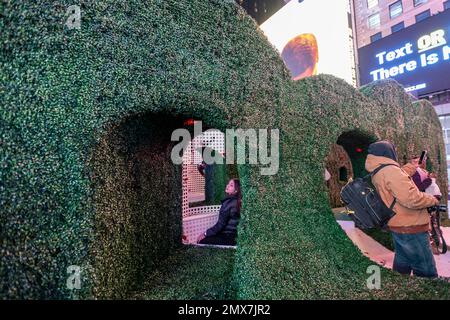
[231,178,242,211]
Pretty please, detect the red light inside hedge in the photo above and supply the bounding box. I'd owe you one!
[355,148,363,153]
[184,118,195,126]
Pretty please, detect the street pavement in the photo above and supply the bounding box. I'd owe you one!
[337,220,450,278]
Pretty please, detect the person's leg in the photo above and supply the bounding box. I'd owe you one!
[199,233,236,246]
[199,234,224,245]
[409,232,438,278]
[220,233,236,246]
[391,232,412,275]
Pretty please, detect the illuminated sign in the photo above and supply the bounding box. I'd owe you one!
[358,10,450,96]
[260,0,357,87]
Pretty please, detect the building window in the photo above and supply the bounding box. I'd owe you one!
[443,127,450,145]
[368,13,380,29]
[389,1,403,19]
[415,9,430,22]
[391,21,404,33]
[444,0,450,10]
[367,0,378,9]
[370,32,382,42]
[414,0,427,6]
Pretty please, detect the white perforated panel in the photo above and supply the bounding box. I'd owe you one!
[182,123,225,218]
[182,212,220,244]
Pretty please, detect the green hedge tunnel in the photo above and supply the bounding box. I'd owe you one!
[1,0,450,299]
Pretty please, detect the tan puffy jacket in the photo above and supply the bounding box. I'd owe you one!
[365,155,438,233]
[401,163,417,177]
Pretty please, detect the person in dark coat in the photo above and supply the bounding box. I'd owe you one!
[197,179,241,246]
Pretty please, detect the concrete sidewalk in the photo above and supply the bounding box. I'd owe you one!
[337,220,450,278]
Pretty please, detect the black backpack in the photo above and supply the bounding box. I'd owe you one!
[340,164,398,230]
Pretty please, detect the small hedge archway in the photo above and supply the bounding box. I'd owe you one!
[324,127,380,210]
[325,144,354,208]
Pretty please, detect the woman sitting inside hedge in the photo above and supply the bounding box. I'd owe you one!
[197,179,241,246]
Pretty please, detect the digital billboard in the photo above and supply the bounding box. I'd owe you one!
[358,9,450,96]
[260,0,357,86]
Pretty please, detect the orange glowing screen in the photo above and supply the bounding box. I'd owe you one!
[281,33,319,81]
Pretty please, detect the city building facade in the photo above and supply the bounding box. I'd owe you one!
[353,0,449,48]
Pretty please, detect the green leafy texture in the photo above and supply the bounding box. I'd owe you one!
[1,0,449,299]
[131,246,236,300]
[362,229,395,252]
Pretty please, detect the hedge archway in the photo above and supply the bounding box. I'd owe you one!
[2,0,449,299]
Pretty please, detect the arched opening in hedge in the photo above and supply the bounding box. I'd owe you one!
[90,113,241,297]
[325,129,377,209]
[181,126,240,245]
[327,129,397,250]
[336,130,379,178]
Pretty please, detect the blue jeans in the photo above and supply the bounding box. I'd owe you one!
[391,231,437,278]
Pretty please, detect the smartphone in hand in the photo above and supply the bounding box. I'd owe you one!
[419,151,427,165]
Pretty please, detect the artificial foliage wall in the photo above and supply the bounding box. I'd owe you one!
[235,76,449,300]
[89,114,182,298]
[1,0,449,299]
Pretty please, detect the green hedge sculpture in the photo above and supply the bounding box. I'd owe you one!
[1,0,449,299]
